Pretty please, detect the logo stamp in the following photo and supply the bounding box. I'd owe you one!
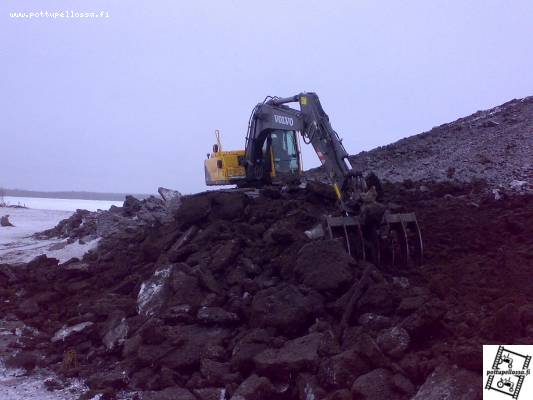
[273,114,294,127]
[484,345,532,399]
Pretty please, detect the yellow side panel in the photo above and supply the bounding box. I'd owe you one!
[204,150,246,186]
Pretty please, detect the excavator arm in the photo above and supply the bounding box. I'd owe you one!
[266,92,367,210]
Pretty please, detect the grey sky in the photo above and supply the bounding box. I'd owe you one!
[2,0,532,194]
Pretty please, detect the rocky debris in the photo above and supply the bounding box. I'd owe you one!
[376,326,410,359]
[86,370,129,391]
[230,329,271,373]
[510,179,528,190]
[35,209,93,239]
[193,388,228,400]
[34,189,183,249]
[484,302,523,341]
[1,180,532,399]
[411,364,482,400]
[358,313,392,331]
[351,368,400,400]
[295,240,354,294]
[318,346,370,389]
[253,333,322,379]
[400,298,446,340]
[51,322,94,343]
[18,298,40,317]
[296,373,326,400]
[230,374,275,400]
[250,284,324,336]
[1,214,14,226]
[101,311,129,350]
[392,373,416,396]
[43,378,66,391]
[197,307,239,325]
[357,281,400,315]
[142,387,197,400]
[137,265,173,317]
[158,187,183,213]
[308,96,533,192]
[5,350,41,371]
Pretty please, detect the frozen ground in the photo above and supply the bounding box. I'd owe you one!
[4,196,123,212]
[0,364,88,400]
[0,199,123,398]
[0,319,89,400]
[0,197,121,264]
[0,206,101,264]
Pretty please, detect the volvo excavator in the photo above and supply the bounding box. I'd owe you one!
[204,92,423,266]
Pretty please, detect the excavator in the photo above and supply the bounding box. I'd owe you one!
[204,92,423,267]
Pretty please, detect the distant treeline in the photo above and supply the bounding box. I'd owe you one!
[0,188,152,201]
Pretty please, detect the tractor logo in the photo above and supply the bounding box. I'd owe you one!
[497,353,514,370]
[484,345,532,399]
[497,377,515,393]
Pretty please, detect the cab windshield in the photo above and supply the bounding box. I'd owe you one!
[269,130,299,174]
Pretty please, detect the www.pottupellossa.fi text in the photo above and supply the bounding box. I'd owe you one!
[9,11,110,19]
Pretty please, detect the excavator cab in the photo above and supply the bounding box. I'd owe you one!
[263,130,302,182]
[205,129,302,186]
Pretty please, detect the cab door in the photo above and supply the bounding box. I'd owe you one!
[269,130,301,180]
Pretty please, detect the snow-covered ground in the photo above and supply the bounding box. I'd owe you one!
[0,318,93,400]
[0,363,88,400]
[0,318,138,400]
[4,196,122,212]
[0,197,120,264]
[0,206,101,264]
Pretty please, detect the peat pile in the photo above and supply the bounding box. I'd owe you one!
[34,190,181,244]
[0,182,532,400]
[309,96,533,192]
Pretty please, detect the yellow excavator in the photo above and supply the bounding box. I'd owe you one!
[205,92,423,267]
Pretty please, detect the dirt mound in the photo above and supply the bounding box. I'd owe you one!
[1,182,532,399]
[309,96,533,192]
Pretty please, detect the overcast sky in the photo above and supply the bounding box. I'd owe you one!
[2,1,532,194]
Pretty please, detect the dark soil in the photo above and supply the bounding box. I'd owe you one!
[347,96,533,190]
[0,181,532,400]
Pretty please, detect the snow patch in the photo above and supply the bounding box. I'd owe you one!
[137,266,172,316]
[0,360,87,400]
[103,318,128,350]
[304,383,316,400]
[51,322,94,343]
[510,180,528,190]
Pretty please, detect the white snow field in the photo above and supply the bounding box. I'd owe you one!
[0,197,121,264]
[3,196,123,212]
[0,206,101,264]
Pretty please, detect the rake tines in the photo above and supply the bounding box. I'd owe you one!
[325,212,423,267]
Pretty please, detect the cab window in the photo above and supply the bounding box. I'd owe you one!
[270,130,299,174]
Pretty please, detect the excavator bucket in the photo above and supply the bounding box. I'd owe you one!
[325,213,423,267]
[381,213,424,267]
[325,215,366,260]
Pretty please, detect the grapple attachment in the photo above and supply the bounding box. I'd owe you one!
[325,212,423,267]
